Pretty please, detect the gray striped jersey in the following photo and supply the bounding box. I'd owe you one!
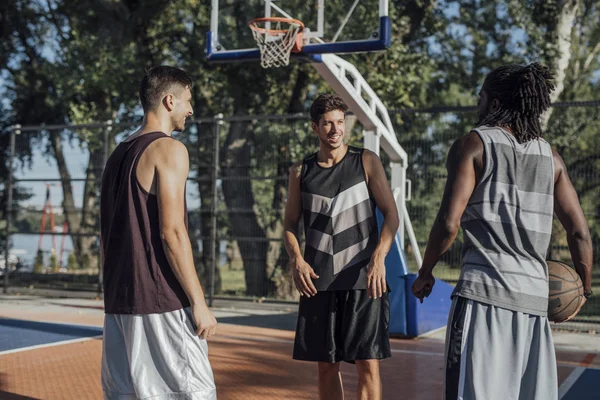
[300,146,378,290]
[452,126,555,316]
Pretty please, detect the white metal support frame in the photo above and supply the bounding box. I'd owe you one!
[266,0,324,40]
[312,54,422,268]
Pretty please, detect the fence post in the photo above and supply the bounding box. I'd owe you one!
[209,115,222,307]
[4,126,19,294]
[97,120,112,297]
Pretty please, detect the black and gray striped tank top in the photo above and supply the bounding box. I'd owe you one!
[453,126,555,316]
[300,146,378,291]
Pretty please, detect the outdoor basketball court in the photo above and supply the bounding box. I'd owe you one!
[0,294,598,399]
[1,1,598,399]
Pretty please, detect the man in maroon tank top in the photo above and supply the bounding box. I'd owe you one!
[100,66,217,399]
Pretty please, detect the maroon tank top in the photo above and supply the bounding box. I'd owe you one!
[100,131,190,314]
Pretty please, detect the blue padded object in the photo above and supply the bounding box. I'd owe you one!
[405,273,454,337]
[375,208,408,277]
[376,208,454,337]
[376,208,408,335]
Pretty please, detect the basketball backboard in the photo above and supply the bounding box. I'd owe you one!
[206,0,390,63]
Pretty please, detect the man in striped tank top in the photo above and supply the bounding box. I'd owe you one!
[284,94,399,400]
[412,63,593,400]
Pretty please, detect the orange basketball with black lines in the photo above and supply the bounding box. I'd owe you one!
[547,260,584,323]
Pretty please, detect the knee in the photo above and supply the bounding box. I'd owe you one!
[318,362,340,377]
[355,360,380,379]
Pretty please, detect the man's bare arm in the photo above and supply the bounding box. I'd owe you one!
[363,150,400,259]
[155,139,216,337]
[363,150,399,298]
[413,132,482,300]
[283,162,304,262]
[283,161,318,297]
[553,150,593,293]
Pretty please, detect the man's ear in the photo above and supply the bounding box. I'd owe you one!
[311,121,319,134]
[490,98,501,113]
[162,94,175,112]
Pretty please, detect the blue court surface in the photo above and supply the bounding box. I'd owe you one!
[0,318,103,353]
[562,369,600,400]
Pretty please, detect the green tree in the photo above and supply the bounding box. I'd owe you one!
[48,252,59,272]
[33,249,44,273]
[2,0,598,299]
[67,252,77,271]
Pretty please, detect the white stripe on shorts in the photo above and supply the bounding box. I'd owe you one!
[457,299,473,400]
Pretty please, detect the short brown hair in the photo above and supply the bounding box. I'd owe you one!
[309,94,348,123]
[139,66,193,112]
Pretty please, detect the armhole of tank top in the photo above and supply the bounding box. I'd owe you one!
[132,134,172,196]
[299,155,311,193]
[547,141,556,194]
[357,147,370,186]
[470,128,490,190]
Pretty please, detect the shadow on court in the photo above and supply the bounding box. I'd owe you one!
[217,312,298,331]
[0,373,41,399]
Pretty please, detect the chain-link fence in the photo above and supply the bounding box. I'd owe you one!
[2,102,599,327]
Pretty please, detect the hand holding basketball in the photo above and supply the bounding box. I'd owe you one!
[561,297,587,323]
[547,260,587,323]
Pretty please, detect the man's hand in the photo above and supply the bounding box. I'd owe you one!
[291,256,319,297]
[412,271,435,303]
[191,302,217,339]
[559,296,587,323]
[367,256,386,299]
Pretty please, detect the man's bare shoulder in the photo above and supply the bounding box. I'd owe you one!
[361,148,381,165]
[551,148,566,181]
[460,131,484,152]
[289,160,303,178]
[449,131,484,161]
[147,137,189,166]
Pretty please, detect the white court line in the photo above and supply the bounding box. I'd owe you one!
[417,325,447,338]
[558,366,586,399]
[0,317,103,330]
[0,335,103,356]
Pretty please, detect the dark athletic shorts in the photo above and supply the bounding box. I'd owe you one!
[293,289,391,363]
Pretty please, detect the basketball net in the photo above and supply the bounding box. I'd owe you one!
[249,17,304,68]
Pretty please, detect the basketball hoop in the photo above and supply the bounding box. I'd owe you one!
[249,17,304,68]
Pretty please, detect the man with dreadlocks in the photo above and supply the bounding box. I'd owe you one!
[412,63,593,399]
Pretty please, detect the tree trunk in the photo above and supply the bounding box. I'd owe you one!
[267,68,311,299]
[74,145,105,270]
[194,166,221,294]
[220,120,271,297]
[49,131,84,266]
[540,0,580,131]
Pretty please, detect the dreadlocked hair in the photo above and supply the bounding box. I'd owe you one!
[478,63,555,143]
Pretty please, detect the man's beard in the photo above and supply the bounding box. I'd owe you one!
[172,118,185,132]
[475,110,489,127]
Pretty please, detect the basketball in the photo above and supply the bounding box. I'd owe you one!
[547,260,584,322]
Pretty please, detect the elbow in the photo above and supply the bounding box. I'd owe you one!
[389,213,400,233]
[440,219,460,238]
[381,208,400,232]
[160,225,187,244]
[569,228,591,244]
